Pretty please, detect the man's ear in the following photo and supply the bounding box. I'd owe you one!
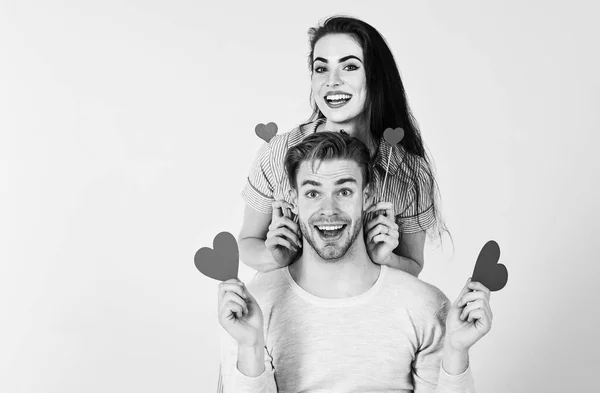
[288,189,299,214]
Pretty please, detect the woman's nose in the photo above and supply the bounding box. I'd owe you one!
[326,69,342,87]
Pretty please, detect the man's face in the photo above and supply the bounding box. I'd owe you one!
[291,159,370,261]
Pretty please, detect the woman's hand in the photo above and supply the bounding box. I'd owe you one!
[265,200,302,267]
[218,279,265,347]
[364,201,400,266]
[445,278,493,352]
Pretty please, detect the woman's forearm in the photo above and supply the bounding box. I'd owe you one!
[239,237,283,273]
[385,253,423,277]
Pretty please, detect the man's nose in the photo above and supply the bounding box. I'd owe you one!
[319,195,338,215]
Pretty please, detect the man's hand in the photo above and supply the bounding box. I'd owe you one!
[364,201,400,266]
[218,279,265,348]
[445,278,493,352]
[265,200,302,267]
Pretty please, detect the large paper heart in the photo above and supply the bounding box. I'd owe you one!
[194,232,239,281]
[255,122,278,143]
[383,127,405,146]
[471,240,508,292]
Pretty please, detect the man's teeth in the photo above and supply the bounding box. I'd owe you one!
[317,225,343,231]
[325,94,351,101]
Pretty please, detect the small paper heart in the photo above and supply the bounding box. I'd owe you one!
[255,122,278,143]
[383,127,404,146]
[471,240,508,292]
[194,232,239,281]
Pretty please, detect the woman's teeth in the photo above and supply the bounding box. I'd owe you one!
[325,94,351,102]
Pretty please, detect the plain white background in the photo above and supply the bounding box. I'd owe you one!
[1,1,598,392]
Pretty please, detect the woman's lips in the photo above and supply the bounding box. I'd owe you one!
[324,92,352,109]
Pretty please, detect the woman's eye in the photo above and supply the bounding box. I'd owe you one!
[314,66,327,73]
[344,64,358,71]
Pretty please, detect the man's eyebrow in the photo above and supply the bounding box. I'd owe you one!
[335,177,357,185]
[300,179,322,187]
[312,55,363,64]
[299,177,357,187]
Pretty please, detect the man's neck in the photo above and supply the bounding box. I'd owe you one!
[288,238,381,299]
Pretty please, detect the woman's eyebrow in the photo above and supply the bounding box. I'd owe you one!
[313,55,363,64]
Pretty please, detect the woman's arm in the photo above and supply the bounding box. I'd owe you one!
[389,230,425,277]
[238,203,301,273]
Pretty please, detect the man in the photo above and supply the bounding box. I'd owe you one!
[218,132,492,392]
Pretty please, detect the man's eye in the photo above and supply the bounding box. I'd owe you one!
[340,189,353,196]
[306,191,318,198]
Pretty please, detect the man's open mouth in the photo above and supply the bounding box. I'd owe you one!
[315,224,347,238]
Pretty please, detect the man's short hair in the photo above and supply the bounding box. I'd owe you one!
[284,131,374,190]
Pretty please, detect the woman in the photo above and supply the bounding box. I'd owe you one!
[238,15,448,278]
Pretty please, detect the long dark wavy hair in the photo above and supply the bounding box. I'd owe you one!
[302,15,450,245]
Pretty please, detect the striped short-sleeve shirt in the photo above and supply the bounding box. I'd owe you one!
[241,119,436,233]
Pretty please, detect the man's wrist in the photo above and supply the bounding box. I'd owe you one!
[237,343,266,377]
[442,345,469,375]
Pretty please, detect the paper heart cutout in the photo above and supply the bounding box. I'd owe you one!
[255,122,278,143]
[383,127,405,146]
[471,240,508,292]
[194,232,239,281]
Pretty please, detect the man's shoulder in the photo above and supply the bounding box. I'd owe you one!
[245,269,288,305]
[384,267,450,312]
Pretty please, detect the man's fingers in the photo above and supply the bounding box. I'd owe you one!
[468,281,491,299]
[218,280,246,301]
[459,299,485,320]
[220,300,245,321]
[457,290,487,307]
[221,292,249,316]
[452,278,473,307]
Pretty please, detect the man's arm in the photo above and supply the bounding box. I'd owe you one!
[412,302,476,393]
[219,326,278,393]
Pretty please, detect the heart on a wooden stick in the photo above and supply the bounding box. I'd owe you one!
[255,122,278,143]
[383,127,405,146]
[471,240,508,292]
[194,232,239,281]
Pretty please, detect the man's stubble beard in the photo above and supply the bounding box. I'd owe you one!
[298,214,364,261]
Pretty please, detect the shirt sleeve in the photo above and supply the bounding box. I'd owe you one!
[396,157,436,234]
[241,142,276,215]
[219,325,278,393]
[412,301,476,393]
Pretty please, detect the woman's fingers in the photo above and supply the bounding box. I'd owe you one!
[269,216,300,236]
[365,201,394,216]
[268,227,301,248]
[365,214,398,233]
[271,200,294,221]
[367,223,399,244]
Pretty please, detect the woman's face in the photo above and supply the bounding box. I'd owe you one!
[311,34,367,127]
